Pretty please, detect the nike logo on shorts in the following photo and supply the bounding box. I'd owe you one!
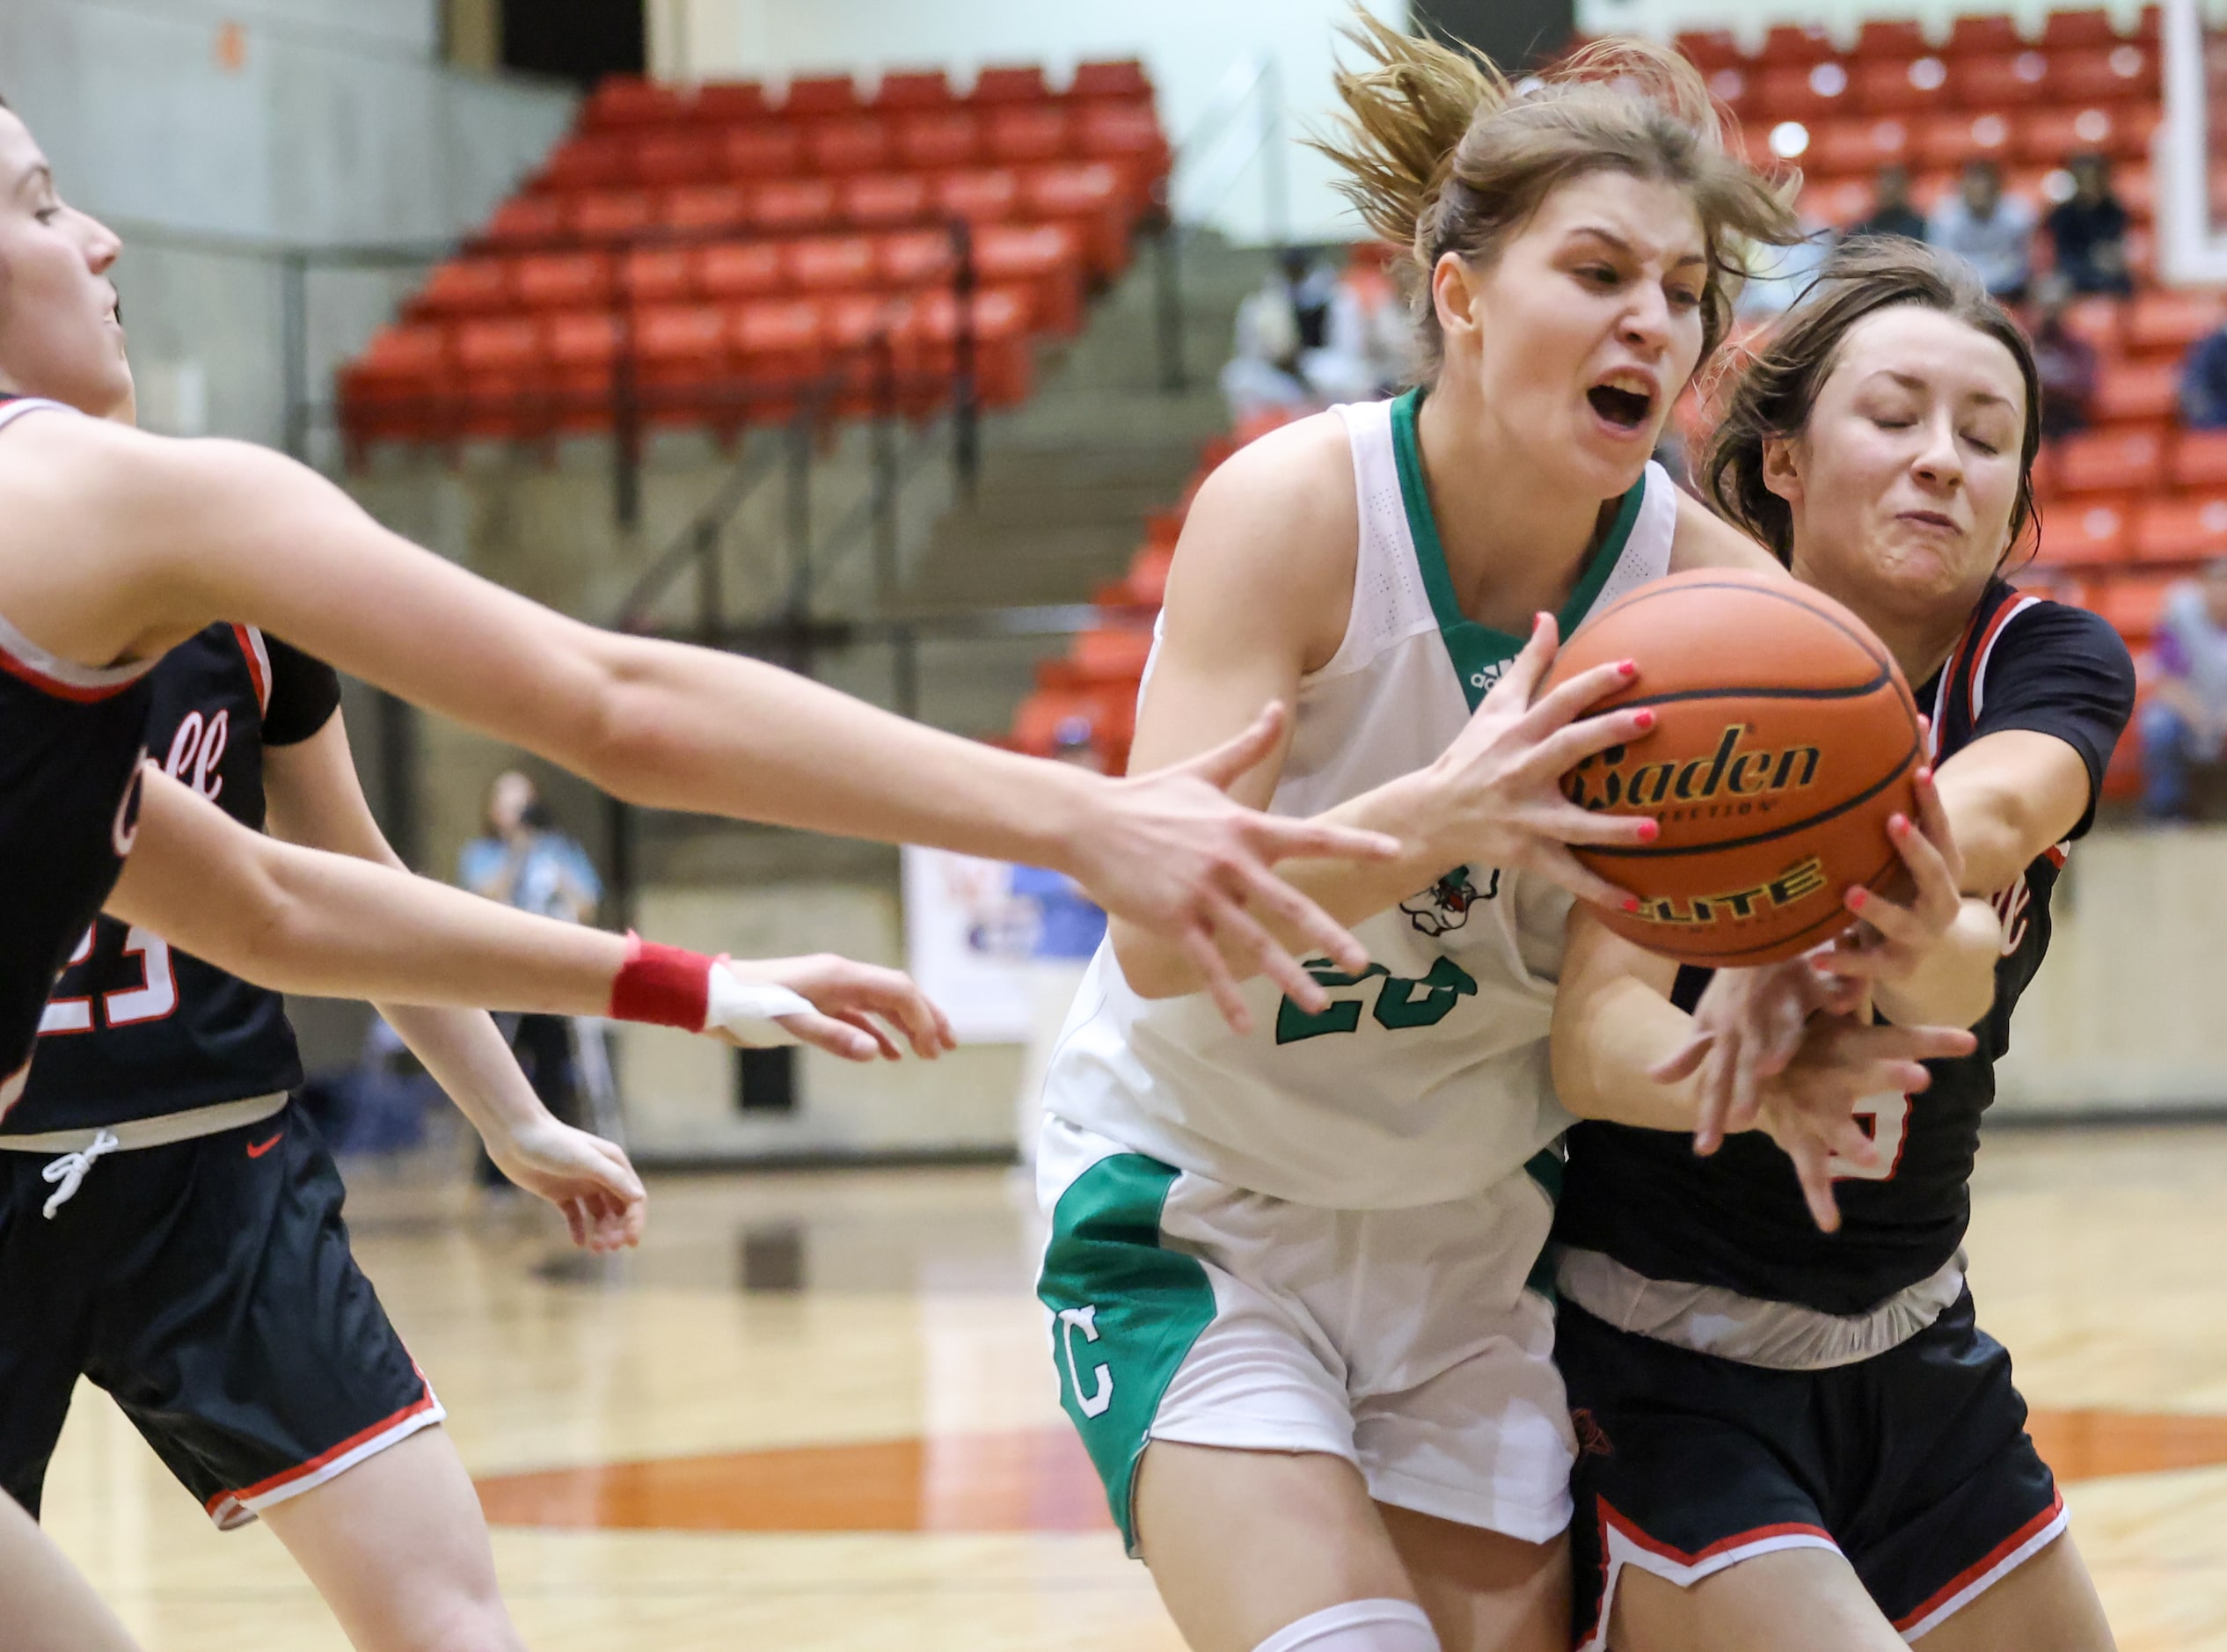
[246,1132,284,1159]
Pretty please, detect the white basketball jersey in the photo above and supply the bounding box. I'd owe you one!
[1041,391,1678,1210]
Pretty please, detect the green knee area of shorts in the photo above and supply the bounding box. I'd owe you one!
[1036,1151,1216,1553]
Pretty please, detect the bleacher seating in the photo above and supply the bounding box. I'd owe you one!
[339,59,1170,457]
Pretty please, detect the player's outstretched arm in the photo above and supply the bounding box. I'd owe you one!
[262,710,646,1252]
[0,414,1396,1033]
[106,767,950,1062]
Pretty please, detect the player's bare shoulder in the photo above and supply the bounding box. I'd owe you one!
[1166,408,1364,673]
[1668,485,1781,576]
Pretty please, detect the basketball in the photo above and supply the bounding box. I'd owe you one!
[1542,568,1923,968]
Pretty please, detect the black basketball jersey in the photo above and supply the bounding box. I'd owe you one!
[0,396,160,1122]
[12,624,341,1135]
[1556,581,2137,1315]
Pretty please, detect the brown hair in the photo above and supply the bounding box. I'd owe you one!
[1310,12,1799,380]
[1698,236,2043,566]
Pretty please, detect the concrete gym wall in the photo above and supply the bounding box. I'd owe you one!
[0,0,575,446]
[643,0,1407,245]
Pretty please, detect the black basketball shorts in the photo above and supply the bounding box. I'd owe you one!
[0,1099,442,1529]
[1557,1290,2063,1650]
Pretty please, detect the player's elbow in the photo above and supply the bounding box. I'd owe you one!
[567,642,697,810]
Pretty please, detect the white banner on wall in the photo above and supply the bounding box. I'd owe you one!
[900,845,1039,1043]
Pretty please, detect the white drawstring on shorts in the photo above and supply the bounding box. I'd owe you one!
[42,1129,120,1219]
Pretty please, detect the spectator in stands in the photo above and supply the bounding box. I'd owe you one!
[2045,152,2133,296]
[2140,560,2227,820]
[1844,163,1928,245]
[1927,159,2036,300]
[2031,273,2099,438]
[2181,314,2227,428]
[1222,247,1391,420]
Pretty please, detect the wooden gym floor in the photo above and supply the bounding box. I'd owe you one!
[37,1123,2227,1649]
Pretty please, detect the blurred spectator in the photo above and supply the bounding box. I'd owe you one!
[2140,561,2227,820]
[1222,247,1391,420]
[1332,241,1411,398]
[2044,152,2133,296]
[2181,316,2227,428]
[1845,164,1928,245]
[1927,160,2036,300]
[1012,720,1109,1166]
[459,771,603,1186]
[2030,274,2098,438]
[1735,220,1836,318]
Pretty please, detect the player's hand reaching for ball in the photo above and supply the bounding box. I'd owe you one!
[707,954,956,1062]
[1418,612,1661,910]
[483,1115,648,1252]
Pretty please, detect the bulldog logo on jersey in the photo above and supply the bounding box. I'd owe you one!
[1402,866,1498,937]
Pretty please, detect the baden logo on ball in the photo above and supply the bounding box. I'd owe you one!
[1541,569,1923,968]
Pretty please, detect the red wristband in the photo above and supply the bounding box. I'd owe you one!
[608,932,712,1032]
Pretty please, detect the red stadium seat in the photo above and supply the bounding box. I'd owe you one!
[2037,499,2131,567]
[1807,115,1914,175]
[752,178,839,232]
[540,136,634,193]
[933,167,1020,224]
[1854,19,1929,58]
[697,242,784,301]
[412,259,511,318]
[786,234,877,293]
[485,196,567,245]
[1673,29,1745,72]
[1948,15,2026,55]
[733,298,825,406]
[1076,103,1170,196]
[2132,497,2227,565]
[1064,626,1155,683]
[2051,44,2158,103]
[1853,56,1948,114]
[635,304,732,420]
[2053,428,2165,494]
[2124,289,2227,355]
[2041,9,2121,49]
[567,191,655,241]
[2090,570,2176,641]
[1801,177,1874,226]
[986,106,1073,167]
[587,77,688,129]
[634,133,719,188]
[2092,359,2180,426]
[1916,112,2015,169]
[340,325,450,450]
[692,82,770,123]
[1023,162,1132,275]
[454,316,544,438]
[1704,66,1752,114]
[1947,52,2052,109]
[2060,294,2123,351]
[810,117,891,174]
[515,252,612,310]
[1071,60,1152,99]
[873,69,954,110]
[2171,431,2227,488]
[545,311,623,428]
[971,65,1052,103]
[721,127,806,178]
[975,222,1084,333]
[619,246,693,306]
[1759,23,1839,64]
[783,75,860,116]
[2116,164,2158,220]
[662,184,750,233]
[2015,105,2157,164]
[878,228,954,286]
[1756,62,1856,121]
[841,173,931,227]
[896,111,982,170]
[453,316,540,374]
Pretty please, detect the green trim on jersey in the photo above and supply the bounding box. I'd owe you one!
[1388,387,1646,711]
[1037,1151,1217,1553]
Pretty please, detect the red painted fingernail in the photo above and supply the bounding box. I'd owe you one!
[1847,888,1869,910]
[1633,708,1656,730]
[1623,895,1642,913]
[1889,815,1909,836]
[1915,766,1932,786]
[1619,658,1639,676]
[1638,819,1660,843]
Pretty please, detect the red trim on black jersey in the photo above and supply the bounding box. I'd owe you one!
[0,641,147,705]
[231,625,272,713]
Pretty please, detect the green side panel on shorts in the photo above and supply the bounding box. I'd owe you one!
[1036,1152,1216,1553]
[1389,386,1644,711]
[1523,1145,1564,1304]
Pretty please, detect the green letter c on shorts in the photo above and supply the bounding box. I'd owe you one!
[1036,1151,1216,1554]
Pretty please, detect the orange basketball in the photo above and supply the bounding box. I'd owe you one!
[1541,568,1923,967]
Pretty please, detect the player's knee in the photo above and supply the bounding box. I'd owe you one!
[391,1592,525,1652]
[1253,1597,1442,1652]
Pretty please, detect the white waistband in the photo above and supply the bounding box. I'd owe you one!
[1554,1245,1967,1371]
[0,1091,290,1155]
